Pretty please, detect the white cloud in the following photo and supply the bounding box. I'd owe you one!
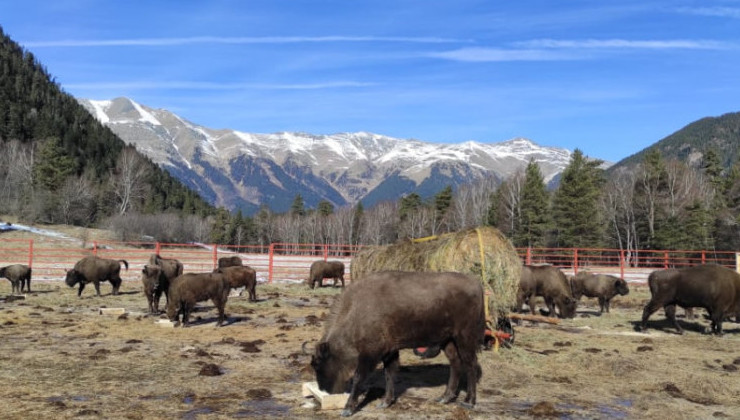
[676,7,740,19]
[24,36,467,48]
[64,80,377,91]
[425,47,578,62]
[514,39,731,50]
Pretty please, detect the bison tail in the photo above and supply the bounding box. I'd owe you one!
[119,260,129,270]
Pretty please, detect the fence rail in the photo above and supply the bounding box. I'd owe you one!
[0,239,737,285]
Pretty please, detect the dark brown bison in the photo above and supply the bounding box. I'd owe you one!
[149,254,183,282]
[166,272,230,327]
[141,265,168,314]
[570,272,629,313]
[217,255,243,269]
[0,264,32,294]
[643,268,696,320]
[516,265,577,318]
[307,260,345,289]
[65,256,128,297]
[215,265,257,301]
[310,271,485,416]
[639,264,740,335]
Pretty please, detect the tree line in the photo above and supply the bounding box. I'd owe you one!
[130,147,736,254]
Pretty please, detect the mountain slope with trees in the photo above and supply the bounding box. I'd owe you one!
[0,26,213,235]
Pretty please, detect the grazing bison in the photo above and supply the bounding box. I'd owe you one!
[310,271,485,416]
[65,256,128,297]
[216,265,257,301]
[570,272,629,313]
[141,265,168,314]
[166,272,230,327]
[217,256,243,269]
[149,254,183,282]
[307,260,345,289]
[0,264,32,294]
[639,265,740,335]
[516,265,577,318]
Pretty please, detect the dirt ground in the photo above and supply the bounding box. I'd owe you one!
[0,277,739,420]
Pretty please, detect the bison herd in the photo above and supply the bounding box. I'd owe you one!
[2,254,740,416]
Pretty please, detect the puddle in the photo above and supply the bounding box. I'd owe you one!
[234,399,290,418]
[183,395,196,404]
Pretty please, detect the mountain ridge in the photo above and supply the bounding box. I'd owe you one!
[78,97,582,214]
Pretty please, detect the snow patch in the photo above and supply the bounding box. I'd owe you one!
[88,100,111,124]
[130,100,162,126]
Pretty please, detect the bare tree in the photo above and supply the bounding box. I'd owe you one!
[0,140,34,214]
[58,174,96,225]
[361,201,399,245]
[110,148,150,216]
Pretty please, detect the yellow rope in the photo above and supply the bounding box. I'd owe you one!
[411,235,439,243]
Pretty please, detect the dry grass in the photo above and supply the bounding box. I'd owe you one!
[0,278,739,419]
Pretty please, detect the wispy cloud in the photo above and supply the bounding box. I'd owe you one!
[425,47,578,62]
[676,7,740,19]
[514,39,732,50]
[24,35,467,48]
[64,80,377,91]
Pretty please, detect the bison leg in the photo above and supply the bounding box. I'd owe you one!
[342,357,374,417]
[598,297,606,313]
[93,281,102,296]
[438,341,461,404]
[77,282,86,297]
[339,274,345,287]
[461,359,480,408]
[709,311,724,336]
[11,280,19,294]
[249,285,256,302]
[638,298,664,331]
[664,304,683,335]
[214,299,226,327]
[110,277,121,295]
[378,351,399,409]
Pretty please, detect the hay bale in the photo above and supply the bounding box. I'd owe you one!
[350,226,521,320]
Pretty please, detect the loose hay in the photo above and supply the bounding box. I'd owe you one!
[350,226,521,321]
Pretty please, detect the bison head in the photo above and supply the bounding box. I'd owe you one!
[64,269,82,287]
[615,279,630,296]
[142,265,162,289]
[310,342,353,394]
[166,300,180,324]
[557,296,577,318]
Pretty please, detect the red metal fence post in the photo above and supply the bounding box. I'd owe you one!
[212,245,218,269]
[93,241,98,256]
[28,239,33,268]
[573,249,579,275]
[268,243,275,283]
[155,242,161,256]
[664,251,669,269]
[526,247,532,265]
[324,244,329,261]
[620,249,625,279]
[701,251,706,265]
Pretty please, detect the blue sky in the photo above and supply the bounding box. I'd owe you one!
[2,0,740,162]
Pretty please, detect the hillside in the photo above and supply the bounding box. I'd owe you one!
[611,111,740,171]
[0,26,213,221]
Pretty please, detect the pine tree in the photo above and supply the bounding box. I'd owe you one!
[291,194,305,216]
[551,149,605,248]
[32,137,77,190]
[351,201,364,245]
[515,160,550,247]
[317,200,334,216]
[399,193,422,221]
[434,185,453,217]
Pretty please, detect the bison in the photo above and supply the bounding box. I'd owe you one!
[307,260,345,289]
[570,272,629,314]
[65,256,128,297]
[516,265,577,318]
[639,264,740,335]
[141,265,168,314]
[217,255,243,269]
[149,254,183,282]
[310,271,485,416]
[166,272,230,327]
[216,265,257,301]
[0,264,32,294]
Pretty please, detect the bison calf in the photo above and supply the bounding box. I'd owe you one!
[217,255,243,269]
[166,272,230,327]
[65,256,128,297]
[141,265,169,314]
[307,260,345,289]
[216,265,257,301]
[639,264,740,335]
[517,265,577,318]
[570,272,629,314]
[0,264,32,294]
[149,254,183,282]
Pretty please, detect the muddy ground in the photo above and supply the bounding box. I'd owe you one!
[0,279,738,420]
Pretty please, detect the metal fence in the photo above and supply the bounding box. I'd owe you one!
[1,238,737,285]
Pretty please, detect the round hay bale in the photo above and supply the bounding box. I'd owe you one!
[350,226,521,320]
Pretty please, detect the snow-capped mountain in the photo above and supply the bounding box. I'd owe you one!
[78,97,578,214]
